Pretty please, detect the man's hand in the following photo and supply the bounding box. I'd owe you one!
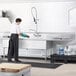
[20,33,30,38]
[26,35,30,38]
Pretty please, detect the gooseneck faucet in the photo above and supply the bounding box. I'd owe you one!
[31,7,41,37]
[31,7,38,33]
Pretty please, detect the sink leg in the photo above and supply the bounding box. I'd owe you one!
[45,49,47,61]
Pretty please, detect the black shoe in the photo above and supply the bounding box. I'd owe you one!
[14,60,21,63]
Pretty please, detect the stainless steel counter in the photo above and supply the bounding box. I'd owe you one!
[1,32,75,61]
[3,32,75,41]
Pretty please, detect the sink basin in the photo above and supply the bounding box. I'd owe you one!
[33,32,42,37]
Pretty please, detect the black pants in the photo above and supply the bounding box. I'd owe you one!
[8,34,19,61]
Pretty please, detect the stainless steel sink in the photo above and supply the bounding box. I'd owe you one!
[33,32,42,37]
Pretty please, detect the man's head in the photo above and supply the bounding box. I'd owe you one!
[15,18,22,25]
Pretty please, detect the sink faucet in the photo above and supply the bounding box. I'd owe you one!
[29,29,41,37]
[31,7,41,37]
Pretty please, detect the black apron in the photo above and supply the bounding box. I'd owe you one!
[8,34,19,61]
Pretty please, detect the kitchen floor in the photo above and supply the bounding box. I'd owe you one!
[31,64,76,76]
[2,58,76,76]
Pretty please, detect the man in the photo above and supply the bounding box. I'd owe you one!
[64,46,71,55]
[8,18,22,62]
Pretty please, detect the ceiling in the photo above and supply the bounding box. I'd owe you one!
[0,0,76,3]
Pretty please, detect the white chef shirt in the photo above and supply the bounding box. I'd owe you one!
[10,23,21,34]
